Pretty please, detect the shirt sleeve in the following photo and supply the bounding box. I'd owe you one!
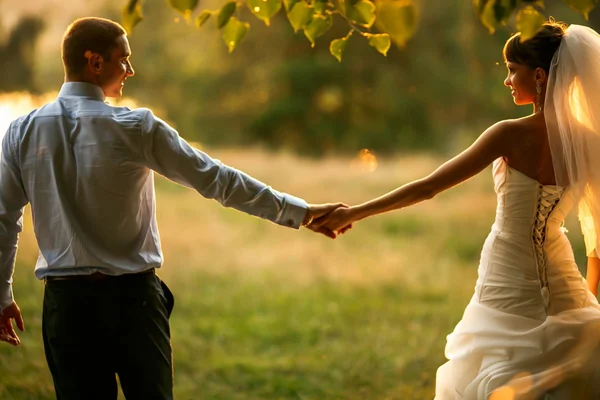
[0,124,28,313]
[139,109,308,229]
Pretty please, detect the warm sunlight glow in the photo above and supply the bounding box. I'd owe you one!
[569,76,594,131]
[0,92,57,147]
[489,386,516,400]
[351,149,378,173]
[316,86,343,113]
[188,141,204,149]
[106,96,141,109]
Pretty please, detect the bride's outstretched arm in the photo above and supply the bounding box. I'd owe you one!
[313,120,515,232]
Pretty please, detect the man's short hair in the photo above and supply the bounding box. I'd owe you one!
[61,17,127,77]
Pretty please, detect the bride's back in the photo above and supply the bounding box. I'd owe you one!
[503,113,558,186]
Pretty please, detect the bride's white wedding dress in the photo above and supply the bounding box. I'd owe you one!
[435,158,600,399]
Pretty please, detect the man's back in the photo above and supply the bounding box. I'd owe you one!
[8,82,161,277]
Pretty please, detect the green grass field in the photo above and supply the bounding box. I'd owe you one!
[0,149,588,399]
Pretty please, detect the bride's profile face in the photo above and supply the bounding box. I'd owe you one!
[504,61,537,106]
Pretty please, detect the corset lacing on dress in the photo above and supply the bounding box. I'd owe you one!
[532,184,566,309]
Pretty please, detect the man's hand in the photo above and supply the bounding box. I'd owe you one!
[303,203,351,238]
[0,302,25,346]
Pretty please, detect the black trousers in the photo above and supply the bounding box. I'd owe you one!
[42,271,175,400]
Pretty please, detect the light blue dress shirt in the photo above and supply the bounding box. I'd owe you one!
[0,82,308,312]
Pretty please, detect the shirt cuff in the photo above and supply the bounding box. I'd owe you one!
[278,194,308,230]
[0,284,14,314]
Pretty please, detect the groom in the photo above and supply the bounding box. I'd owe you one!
[0,17,346,400]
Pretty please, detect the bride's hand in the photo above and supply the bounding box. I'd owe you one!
[311,206,358,234]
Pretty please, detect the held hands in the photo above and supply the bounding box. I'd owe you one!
[303,203,356,238]
[311,206,359,235]
[0,301,25,346]
[303,203,353,238]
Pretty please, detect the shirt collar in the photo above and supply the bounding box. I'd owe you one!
[58,82,106,101]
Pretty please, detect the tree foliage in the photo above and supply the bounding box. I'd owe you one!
[476,0,598,38]
[53,0,583,155]
[123,0,598,61]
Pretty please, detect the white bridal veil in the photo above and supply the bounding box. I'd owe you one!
[545,24,600,257]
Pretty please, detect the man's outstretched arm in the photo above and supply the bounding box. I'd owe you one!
[140,110,344,237]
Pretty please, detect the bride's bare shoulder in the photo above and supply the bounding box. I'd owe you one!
[511,113,546,130]
[492,115,545,138]
[487,118,526,137]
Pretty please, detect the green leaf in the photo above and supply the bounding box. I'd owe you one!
[283,0,300,12]
[339,0,375,27]
[221,17,250,53]
[366,33,391,56]
[563,0,598,19]
[329,32,352,62]
[303,14,333,47]
[287,1,313,32]
[248,0,282,26]
[122,0,144,34]
[374,0,417,48]
[493,0,519,25]
[195,10,212,28]
[475,0,519,33]
[480,1,498,33]
[473,0,486,15]
[165,0,198,14]
[346,0,376,28]
[516,5,546,40]
[218,2,237,29]
[314,0,328,14]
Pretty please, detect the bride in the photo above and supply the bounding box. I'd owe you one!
[314,20,600,399]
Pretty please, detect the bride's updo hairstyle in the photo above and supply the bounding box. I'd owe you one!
[503,20,568,73]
